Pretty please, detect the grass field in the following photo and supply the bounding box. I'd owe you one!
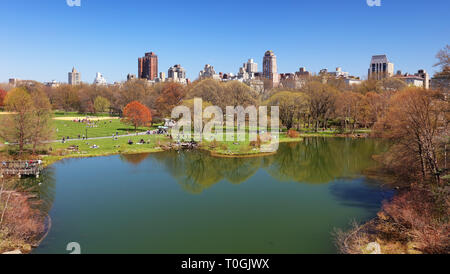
[45,134,168,164]
[52,119,156,140]
[43,132,301,165]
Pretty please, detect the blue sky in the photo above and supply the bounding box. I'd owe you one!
[1,0,449,83]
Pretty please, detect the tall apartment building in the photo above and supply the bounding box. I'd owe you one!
[263,50,278,80]
[138,52,158,80]
[368,55,394,80]
[243,59,258,74]
[168,64,186,80]
[68,67,81,85]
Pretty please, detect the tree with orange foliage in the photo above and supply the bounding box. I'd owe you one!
[0,89,7,108]
[122,101,152,130]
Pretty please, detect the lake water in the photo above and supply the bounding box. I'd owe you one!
[33,138,393,254]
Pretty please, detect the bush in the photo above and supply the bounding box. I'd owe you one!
[0,190,46,252]
[287,129,300,138]
[209,139,219,149]
[220,143,228,151]
[238,145,251,154]
[250,135,262,148]
[382,186,450,254]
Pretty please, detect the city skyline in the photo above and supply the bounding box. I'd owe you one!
[1,0,449,83]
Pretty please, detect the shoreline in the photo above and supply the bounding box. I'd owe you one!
[39,133,368,167]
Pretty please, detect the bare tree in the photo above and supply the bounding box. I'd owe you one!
[0,88,35,154]
[30,90,54,154]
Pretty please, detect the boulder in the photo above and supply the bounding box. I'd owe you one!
[364,242,382,254]
[2,249,22,255]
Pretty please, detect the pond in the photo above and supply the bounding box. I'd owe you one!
[33,138,393,254]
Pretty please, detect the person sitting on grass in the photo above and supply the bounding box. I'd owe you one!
[128,139,133,145]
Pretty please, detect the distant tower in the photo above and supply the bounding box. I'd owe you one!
[93,72,107,85]
[244,59,258,74]
[368,55,395,80]
[68,67,81,85]
[263,51,278,80]
[138,52,158,80]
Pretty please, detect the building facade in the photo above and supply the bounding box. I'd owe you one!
[68,67,81,85]
[243,59,258,74]
[199,64,220,79]
[368,55,395,80]
[168,64,186,80]
[394,69,430,89]
[263,50,278,80]
[94,72,107,85]
[138,52,158,80]
[296,67,310,77]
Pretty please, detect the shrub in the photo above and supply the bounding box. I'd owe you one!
[382,186,450,254]
[220,143,228,151]
[209,139,219,149]
[239,145,251,154]
[250,135,262,148]
[287,129,300,138]
[1,191,46,250]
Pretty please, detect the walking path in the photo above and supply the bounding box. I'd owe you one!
[53,131,150,143]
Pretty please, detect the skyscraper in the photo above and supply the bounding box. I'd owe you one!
[263,51,278,80]
[138,52,158,80]
[244,59,258,74]
[368,55,394,80]
[68,67,81,85]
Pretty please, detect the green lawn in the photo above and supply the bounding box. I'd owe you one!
[43,134,169,165]
[52,119,155,140]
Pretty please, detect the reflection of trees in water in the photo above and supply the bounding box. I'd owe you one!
[20,167,56,215]
[120,153,151,165]
[219,157,262,184]
[148,138,388,192]
[151,150,261,193]
[266,138,387,184]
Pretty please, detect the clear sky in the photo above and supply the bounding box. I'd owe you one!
[1,0,449,84]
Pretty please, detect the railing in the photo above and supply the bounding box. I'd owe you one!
[0,160,43,178]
